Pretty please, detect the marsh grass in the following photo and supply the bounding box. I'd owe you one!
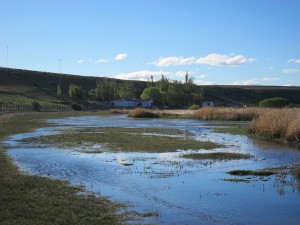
[250,108,300,145]
[128,108,159,118]
[193,107,263,121]
[25,127,222,153]
[0,111,130,225]
[213,125,250,135]
[181,152,251,160]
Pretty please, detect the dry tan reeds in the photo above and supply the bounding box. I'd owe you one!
[250,108,300,143]
[128,108,159,118]
[193,107,263,121]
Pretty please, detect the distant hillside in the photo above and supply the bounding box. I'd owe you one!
[1,67,300,107]
[0,67,146,106]
[199,85,300,106]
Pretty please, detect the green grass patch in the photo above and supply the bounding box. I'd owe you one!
[227,169,276,176]
[213,125,249,135]
[24,127,222,153]
[181,152,251,160]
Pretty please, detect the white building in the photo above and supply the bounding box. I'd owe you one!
[110,98,153,108]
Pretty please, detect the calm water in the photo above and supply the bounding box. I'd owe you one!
[4,115,300,225]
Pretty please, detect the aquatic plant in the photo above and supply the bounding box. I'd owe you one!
[228,169,275,176]
[181,152,251,160]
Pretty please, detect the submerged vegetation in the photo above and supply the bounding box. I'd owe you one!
[181,152,251,160]
[24,127,222,153]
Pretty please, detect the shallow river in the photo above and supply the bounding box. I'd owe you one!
[4,115,300,225]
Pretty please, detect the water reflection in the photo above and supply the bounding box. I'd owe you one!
[4,115,300,225]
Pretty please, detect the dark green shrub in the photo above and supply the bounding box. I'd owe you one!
[31,101,41,111]
[259,97,289,108]
[71,103,82,111]
[188,104,200,110]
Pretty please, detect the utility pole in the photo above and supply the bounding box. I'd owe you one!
[59,58,62,87]
[6,46,8,67]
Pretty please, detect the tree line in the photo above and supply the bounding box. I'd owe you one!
[64,73,204,108]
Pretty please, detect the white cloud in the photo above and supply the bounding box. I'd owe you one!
[77,59,86,64]
[152,54,255,67]
[195,54,255,66]
[283,84,293,86]
[153,57,195,67]
[115,53,128,61]
[288,59,300,63]
[199,73,209,79]
[262,77,279,81]
[194,80,216,85]
[175,71,195,77]
[114,70,170,81]
[95,59,109,63]
[232,78,259,85]
[282,68,300,74]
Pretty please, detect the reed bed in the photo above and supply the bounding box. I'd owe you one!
[193,107,263,121]
[250,108,300,144]
[128,108,159,118]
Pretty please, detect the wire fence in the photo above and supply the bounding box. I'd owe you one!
[0,103,71,112]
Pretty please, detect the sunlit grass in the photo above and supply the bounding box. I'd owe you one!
[24,127,222,153]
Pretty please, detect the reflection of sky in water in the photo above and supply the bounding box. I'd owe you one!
[4,115,300,225]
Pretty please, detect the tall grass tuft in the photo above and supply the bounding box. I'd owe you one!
[250,108,300,144]
[193,107,262,121]
[128,108,159,118]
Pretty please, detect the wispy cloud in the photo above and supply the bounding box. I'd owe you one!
[95,59,109,63]
[115,53,128,61]
[194,80,216,85]
[262,77,279,81]
[232,78,259,85]
[199,73,209,79]
[288,59,300,63]
[77,59,86,64]
[114,70,170,81]
[282,68,300,74]
[175,71,195,77]
[152,54,255,67]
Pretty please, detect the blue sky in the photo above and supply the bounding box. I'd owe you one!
[1,0,300,86]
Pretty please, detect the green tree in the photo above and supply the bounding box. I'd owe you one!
[157,74,169,93]
[117,82,135,98]
[167,81,188,107]
[141,87,162,106]
[69,84,83,100]
[92,78,117,101]
[259,97,289,108]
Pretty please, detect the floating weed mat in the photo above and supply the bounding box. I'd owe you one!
[181,152,252,160]
[227,169,275,176]
[23,127,223,153]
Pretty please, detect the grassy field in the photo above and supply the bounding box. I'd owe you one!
[24,127,222,153]
[0,111,132,225]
